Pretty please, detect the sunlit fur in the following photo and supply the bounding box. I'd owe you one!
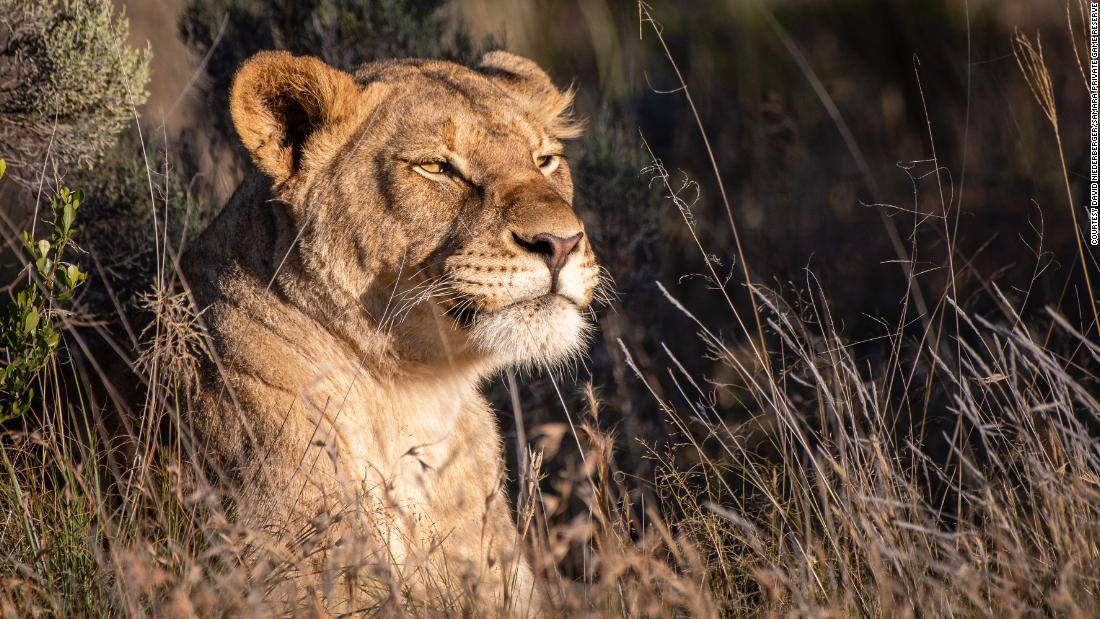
[183,50,601,615]
[439,225,600,372]
[469,296,593,372]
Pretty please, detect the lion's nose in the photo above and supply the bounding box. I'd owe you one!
[512,231,583,287]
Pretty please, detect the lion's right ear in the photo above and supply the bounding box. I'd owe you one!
[230,51,361,184]
[477,51,582,140]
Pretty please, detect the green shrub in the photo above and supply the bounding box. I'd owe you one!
[0,160,87,420]
[0,0,150,186]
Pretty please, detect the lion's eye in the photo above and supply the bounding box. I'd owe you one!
[416,161,447,175]
[536,154,560,175]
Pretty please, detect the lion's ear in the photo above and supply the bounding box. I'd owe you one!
[477,51,582,139]
[230,51,361,183]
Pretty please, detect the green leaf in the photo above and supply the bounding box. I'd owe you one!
[0,159,6,179]
[66,264,85,288]
[61,202,75,232]
[37,239,50,258]
[24,308,40,334]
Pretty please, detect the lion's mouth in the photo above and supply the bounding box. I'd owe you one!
[444,293,572,328]
[445,303,478,327]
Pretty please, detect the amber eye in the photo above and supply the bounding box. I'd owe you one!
[416,161,446,175]
[536,154,560,174]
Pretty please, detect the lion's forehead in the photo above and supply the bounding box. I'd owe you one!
[356,58,511,103]
[360,66,546,147]
[387,100,539,153]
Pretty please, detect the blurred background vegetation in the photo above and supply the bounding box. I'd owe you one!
[0,0,150,188]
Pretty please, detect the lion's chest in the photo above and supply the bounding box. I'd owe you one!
[208,290,503,532]
[291,357,498,514]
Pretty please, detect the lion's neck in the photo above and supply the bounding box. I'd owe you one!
[190,171,481,373]
[188,173,492,389]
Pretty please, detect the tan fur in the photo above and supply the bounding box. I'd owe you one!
[183,50,600,615]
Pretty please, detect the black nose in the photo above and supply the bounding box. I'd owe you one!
[512,231,583,284]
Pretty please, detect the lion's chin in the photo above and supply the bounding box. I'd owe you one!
[466,295,590,372]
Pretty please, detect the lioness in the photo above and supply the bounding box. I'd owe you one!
[183,50,599,614]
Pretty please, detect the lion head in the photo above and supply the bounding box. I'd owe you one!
[227,51,601,373]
